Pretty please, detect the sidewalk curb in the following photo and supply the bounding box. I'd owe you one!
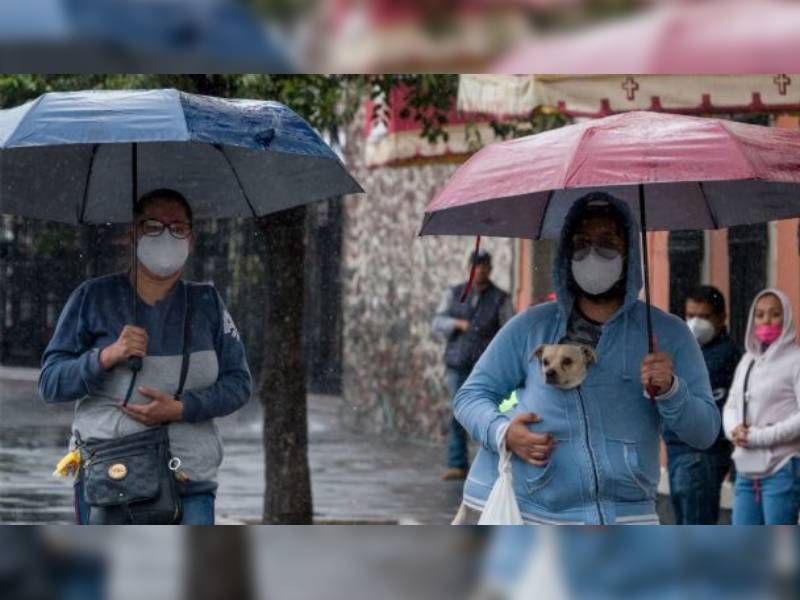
[0,365,40,382]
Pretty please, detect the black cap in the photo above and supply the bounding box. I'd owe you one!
[469,249,492,266]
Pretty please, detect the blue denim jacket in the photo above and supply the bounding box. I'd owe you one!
[454,195,719,524]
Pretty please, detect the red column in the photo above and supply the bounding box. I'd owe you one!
[775,115,800,341]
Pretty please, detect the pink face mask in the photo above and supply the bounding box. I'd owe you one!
[755,324,782,345]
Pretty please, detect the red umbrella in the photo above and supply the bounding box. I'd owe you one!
[420,111,800,386]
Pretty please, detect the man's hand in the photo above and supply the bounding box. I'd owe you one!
[100,325,148,370]
[732,424,750,448]
[505,413,557,466]
[454,319,470,332]
[641,352,674,397]
[120,385,183,426]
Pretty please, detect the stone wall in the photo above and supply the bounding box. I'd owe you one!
[339,118,514,441]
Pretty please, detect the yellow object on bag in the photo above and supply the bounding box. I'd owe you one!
[53,449,82,477]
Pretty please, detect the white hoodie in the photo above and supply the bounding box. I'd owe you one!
[723,289,800,477]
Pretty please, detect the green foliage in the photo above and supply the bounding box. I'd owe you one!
[366,75,461,143]
[488,109,570,140]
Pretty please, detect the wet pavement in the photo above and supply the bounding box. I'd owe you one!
[0,367,463,524]
[1,366,730,525]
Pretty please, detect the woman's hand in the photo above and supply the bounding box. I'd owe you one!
[732,423,749,448]
[100,325,148,370]
[505,412,557,466]
[120,385,183,426]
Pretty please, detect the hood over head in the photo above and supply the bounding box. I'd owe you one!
[553,192,643,321]
[744,288,797,357]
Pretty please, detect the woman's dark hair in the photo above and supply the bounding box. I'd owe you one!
[135,188,193,223]
[687,285,726,316]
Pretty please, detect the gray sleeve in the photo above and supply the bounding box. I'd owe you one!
[499,295,515,326]
[432,288,458,338]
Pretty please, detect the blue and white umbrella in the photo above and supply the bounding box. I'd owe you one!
[0,88,363,223]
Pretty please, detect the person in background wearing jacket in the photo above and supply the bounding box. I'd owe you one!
[454,193,719,524]
[664,286,740,524]
[38,189,252,525]
[723,289,800,525]
[432,250,514,481]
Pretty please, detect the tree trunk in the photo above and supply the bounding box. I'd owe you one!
[185,528,254,600]
[258,206,313,524]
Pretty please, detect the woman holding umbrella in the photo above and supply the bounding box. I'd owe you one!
[39,188,252,524]
[723,289,800,525]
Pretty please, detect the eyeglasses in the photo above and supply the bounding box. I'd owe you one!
[139,219,192,240]
[570,234,623,260]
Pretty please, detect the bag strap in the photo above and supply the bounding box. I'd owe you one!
[742,358,756,427]
[175,283,193,399]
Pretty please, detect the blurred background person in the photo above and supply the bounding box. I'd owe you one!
[724,289,800,525]
[432,249,513,481]
[664,285,740,524]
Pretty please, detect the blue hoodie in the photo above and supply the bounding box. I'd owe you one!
[454,195,719,524]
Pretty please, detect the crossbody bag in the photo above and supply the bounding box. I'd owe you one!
[80,284,193,524]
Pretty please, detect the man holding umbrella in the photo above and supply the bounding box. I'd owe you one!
[432,249,514,481]
[454,193,720,524]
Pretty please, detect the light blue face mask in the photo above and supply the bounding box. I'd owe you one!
[137,231,190,278]
[571,247,623,295]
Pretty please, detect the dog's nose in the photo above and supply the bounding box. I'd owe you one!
[545,369,556,381]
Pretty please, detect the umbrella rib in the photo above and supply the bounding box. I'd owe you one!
[535,189,555,240]
[78,144,100,224]
[699,182,719,229]
[213,144,259,219]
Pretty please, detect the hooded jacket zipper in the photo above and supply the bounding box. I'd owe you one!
[577,386,604,524]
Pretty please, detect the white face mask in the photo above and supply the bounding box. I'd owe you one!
[571,248,624,296]
[137,231,190,278]
[687,316,715,346]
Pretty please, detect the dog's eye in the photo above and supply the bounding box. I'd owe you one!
[543,359,550,367]
[562,357,573,367]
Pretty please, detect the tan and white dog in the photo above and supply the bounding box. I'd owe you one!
[532,344,597,389]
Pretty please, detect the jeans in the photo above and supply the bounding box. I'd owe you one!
[667,449,731,524]
[446,366,472,469]
[74,478,216,525]
[732,457,800,525]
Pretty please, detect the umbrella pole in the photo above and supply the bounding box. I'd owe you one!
[638,184,655,354]
[638,184,659,402]
[124,143,142,406]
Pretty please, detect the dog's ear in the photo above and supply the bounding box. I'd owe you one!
[531,345,546,362]
[581,345,598,365]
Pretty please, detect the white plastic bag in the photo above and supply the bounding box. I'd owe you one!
[478,440,524,525]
